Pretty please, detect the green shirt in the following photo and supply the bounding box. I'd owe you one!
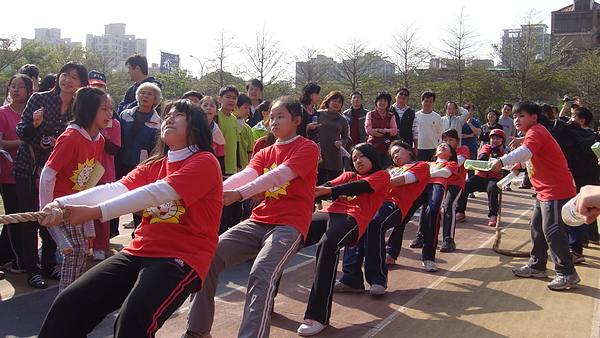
[238,121,254,169]
[218,110,239,175]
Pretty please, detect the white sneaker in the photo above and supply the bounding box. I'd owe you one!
[369,284,386,295]
[93,250,105,261]
[423,260,438,272]
[297,319,327,336]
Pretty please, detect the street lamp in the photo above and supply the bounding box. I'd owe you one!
[189,55,214,78]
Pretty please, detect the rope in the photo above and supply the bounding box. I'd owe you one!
[0,210,70,225]
[492,190,530,257]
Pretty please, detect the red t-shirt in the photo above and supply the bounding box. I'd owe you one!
[0,105,23,184]
[120,151,222,284]
[522,123,576,201]
[247,136,319,239]
[428,160,458,188]
[386,161,430,217]
[321,170,390,240]
[476,144,504,180]
[46,127,105,198]
[447,145,470,188]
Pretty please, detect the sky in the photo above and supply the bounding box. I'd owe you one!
[2,0,575,79]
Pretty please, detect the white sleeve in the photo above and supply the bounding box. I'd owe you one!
[457,155,467,166]
[430,168,452,178]
[98,180,181,222]
[500,146,533,167]
[223,167,260,190]
[236,164,298,200]
[55,182,129,207]
[402,172,418,184]
[39,165,58,209]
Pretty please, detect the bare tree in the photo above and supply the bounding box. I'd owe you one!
[571,50,600,119]
[493,10,570,101]
[294,46,333,85]
[334,38,381,92]
[388,23,431,89]
[208,27,236,89]
[243,26,287,91]
[439,7,479,105]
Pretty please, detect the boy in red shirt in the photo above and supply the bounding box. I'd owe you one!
[490,101,579,290]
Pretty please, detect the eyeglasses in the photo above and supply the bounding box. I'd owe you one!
[397,93,409,97]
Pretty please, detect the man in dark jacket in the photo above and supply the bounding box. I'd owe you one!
[342,91,368,145]
[117,54,162,113]
[389,87,418,150]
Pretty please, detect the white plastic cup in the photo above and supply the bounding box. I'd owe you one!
[562,197,586,227]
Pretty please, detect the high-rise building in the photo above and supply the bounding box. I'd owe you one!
[86,23,147,71]
[24,28,82,48]
[551,0,600,50]
[499,24,551,67]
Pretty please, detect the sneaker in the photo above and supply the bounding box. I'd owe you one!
[93,250,106,261]
[455,212,466,223]
[180,331,212,338]
[385,254,396,265]
[369,284,386,295]
[42,269,61,281]
[423,260,438,272]
[333,281,364,293]
[0,270,4,279]
[122,220,136,229]
[547,272,581,290]
[439,237,456,252]
[512,265,548,278]
[488,215,498,227]
[410,234,424,248]
[504,186,512,191]
[28,274,48,289]
[297,319,327,336]
[469,193,476,198]
[572,251,585,264]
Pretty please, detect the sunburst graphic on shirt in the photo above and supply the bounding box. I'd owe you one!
[428,162,446,172]
[263,163,291,200]
[389,166,409,177]
[69,158,96,191]
[143,200,186,224]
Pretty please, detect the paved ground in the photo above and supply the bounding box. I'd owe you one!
[1,189,599,337]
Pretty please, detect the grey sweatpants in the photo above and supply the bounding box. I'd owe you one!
[187,220,303,338]
[528,198,576,276]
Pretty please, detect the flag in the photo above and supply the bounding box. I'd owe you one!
[160,51,180,74]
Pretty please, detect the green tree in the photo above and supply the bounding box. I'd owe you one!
[571,50,600,126]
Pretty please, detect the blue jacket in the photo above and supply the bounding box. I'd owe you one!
[119,107,161,166]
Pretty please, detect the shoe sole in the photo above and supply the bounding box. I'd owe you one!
[512,271,548,278]
[298,325,327,336]
[370,290,386,295]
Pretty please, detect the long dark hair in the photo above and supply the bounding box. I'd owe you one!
[272,96,308,138]
[6,74,34,101]
[142,99,213,166]
[350,142,382,174]
[389,140,417,163]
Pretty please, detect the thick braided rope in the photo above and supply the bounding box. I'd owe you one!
[0,211,47,224]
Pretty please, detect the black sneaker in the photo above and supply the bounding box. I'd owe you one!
[409,234,424,248]
[28,274,48,289]
[42,269,61,281]
[439,237,456,252]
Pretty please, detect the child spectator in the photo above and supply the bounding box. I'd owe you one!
[217,85,240,177]
[38,87,111,291]
[233,94,254,170]
[490,101,579,290]
[200,96,225,173]
[456,129,507,226]
[251,100,272,141]
[440,128,469,252]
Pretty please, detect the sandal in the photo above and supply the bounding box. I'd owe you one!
[42,269,61,281]
[28,274,48,289]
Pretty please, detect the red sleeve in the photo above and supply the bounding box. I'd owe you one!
[328,172,354,186]
[478,144,492,156]
[409,162,430,183]
[361,170,390,193]
[164,153,222,206]
[445,161,459,175]
[119,163,151,190]
[522,124,544,155]
[46,132,76,172]
[281,141,319,179]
